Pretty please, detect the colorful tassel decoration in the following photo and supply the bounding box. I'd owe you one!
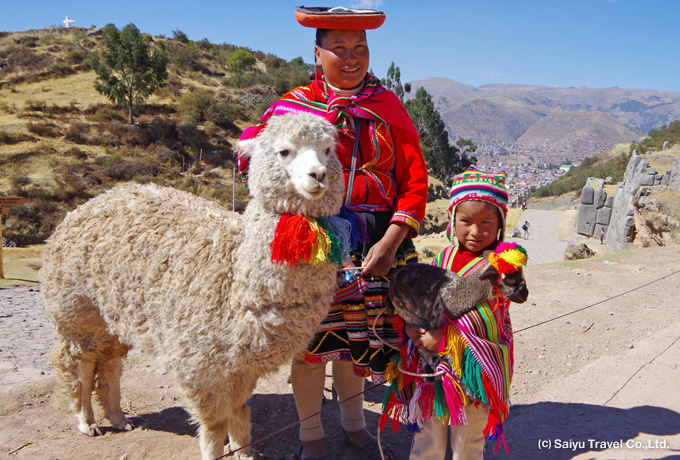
[488,241,527,274]
[270,213,350,267]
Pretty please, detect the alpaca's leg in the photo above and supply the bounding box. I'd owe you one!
[198,412,231,460]
[50,340,102,436]
[50,341,98,436]
[194,374,258,460]
[47,294,119,436]
[75,359,101,436]
[95,351,133,431]
[225,374,258,460]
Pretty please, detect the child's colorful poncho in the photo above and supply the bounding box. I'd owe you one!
[380,242,527,452]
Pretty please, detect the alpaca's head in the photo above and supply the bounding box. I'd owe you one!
[237,113,344,217]
[478,264,529,303]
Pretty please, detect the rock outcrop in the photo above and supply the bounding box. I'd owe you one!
[575,146,680,251]
[564,242,596,260]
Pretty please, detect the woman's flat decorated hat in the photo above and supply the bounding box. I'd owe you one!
[295,6,386,30]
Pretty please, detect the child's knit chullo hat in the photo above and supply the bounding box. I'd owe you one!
[446,165,509,243]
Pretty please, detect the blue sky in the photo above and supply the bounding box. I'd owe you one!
[3,0,680,92]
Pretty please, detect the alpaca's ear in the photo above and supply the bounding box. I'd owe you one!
[236,138,257,158]
[479,264,499,283]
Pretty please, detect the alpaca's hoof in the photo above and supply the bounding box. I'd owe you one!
[79,422,102,436]
[114,418,134,432]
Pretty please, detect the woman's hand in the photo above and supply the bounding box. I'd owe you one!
[361,222,409,276]
[404,323,442,352]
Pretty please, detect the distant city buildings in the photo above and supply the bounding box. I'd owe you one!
[476,158,577,206]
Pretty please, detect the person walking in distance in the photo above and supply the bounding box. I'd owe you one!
[522,220,530,240]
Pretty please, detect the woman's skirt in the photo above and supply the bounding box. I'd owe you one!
[302,211,418,383]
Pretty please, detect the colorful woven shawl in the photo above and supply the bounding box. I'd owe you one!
[380,244,514,451]
[237,71,416,188]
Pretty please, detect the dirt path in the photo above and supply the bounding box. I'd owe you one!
[515,209,570,265]
[1,210,680,459]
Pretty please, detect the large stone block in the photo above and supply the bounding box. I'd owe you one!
[581,185,594,205]
[639,174,656,186]
[576,204,597,236]
[594,188,607,208]
[596,207,612,225]
[605,195,615,207]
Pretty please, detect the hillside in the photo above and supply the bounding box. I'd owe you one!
[0,27,309,245]
[411,77,680,166]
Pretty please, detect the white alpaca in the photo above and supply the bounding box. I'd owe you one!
[41,113,345,460]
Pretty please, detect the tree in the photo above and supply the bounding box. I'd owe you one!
[225,48,256,73]
[456,138,478,159]
[89,23,168,124]
[405,87,474,184]
[381,62,410,102]
[172,29,189,44]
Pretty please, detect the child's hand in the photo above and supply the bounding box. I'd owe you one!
[404,323,442,351]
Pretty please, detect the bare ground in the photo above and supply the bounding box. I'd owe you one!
[1,210,680,459]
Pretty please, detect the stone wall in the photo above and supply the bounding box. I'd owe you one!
[574,147,680,251]
[575,178,613,238]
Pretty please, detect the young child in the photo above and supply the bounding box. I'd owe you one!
[381,166,521,460]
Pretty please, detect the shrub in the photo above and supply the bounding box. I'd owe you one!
[27,121,61,138]
[67,50,87,64]
[166,42,201,71]
[50,62,76,78]
[95,107,126,121]
[25,99,46,112]
[146,117,180,147]
[172,29,190,44]
[206,99,240,127]
[0,102,17,114]
[165,74,183,96]
[148,143,183,168]
[10,176,31,188]
[176,88,213,124]
[178,120,204,154]
[64,122,90,144]
[630,120,680,154]
[0,130,33,144]
[225,48,256,73]
[66,146,88,159]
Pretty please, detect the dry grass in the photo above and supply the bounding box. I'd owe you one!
[603,184,617,195]
[651,188,680,217]
[0,72,107,108]
[646,151,677,174]
[0,245,43,287]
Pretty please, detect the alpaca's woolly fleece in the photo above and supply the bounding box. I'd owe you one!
[41,113,345,460]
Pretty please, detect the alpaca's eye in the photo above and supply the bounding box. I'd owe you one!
[324,148,330,155]
[279,149,289,157]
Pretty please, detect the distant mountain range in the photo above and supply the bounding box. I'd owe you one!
[409,77,680,165]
